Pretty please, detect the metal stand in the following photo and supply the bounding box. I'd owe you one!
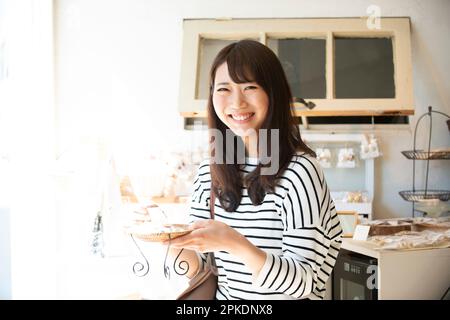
[399,106,450,217]
[130,234,190,279]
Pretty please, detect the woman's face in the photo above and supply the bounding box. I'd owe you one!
[212,62,269,137]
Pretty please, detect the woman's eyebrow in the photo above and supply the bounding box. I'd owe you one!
[216,81,256,86]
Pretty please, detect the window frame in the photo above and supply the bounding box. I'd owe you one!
[178,18,414,117]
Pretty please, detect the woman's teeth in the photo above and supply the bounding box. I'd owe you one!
[230,113,254,121]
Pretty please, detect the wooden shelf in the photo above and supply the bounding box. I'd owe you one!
[181,109,414,118]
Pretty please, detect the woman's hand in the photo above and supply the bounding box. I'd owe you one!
[164,219,267,277]
[164,219,240,253]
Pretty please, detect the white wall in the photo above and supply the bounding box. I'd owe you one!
[0,207,11,299]
[55,0,450,220]
[1,0,58,298]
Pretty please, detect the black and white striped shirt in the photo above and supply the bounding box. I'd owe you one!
[189,153,342,300]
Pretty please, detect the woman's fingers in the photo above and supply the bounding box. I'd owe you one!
[163,229,204,248]
[166,236,191,247]
[190,219,211,229]
[166,237,200,251]
[162,220,226,252]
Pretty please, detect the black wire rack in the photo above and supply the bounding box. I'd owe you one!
[399,190,450,202]
[401,150,450,160]
[399,106,450,217]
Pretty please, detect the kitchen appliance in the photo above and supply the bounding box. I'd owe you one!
[333,249,378,300]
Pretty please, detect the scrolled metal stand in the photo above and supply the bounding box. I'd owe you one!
[173,248,190,276]
[130,234,150,277]
[130,234,190,280]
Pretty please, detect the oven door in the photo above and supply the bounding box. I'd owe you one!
[333,250,378,300]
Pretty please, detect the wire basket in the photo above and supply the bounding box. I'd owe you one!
[401,150,450,160]
[400,106,450,217]
[399,190,450,202]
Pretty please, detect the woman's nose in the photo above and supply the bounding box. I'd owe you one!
[229,91,247,109]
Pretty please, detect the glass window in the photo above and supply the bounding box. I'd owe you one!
[341,279,367,300]
[197,39,235,99]
[335,37,395,98]
[197,38,258,99]
[268,38,326,99]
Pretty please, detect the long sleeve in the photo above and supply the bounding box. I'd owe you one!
[187,160,212,270]
[188,160,212,221]
[252,155,342,299]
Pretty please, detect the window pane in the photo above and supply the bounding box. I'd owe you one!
[335,37,395,98]
[197,39,235,99]
[268,38,326,99]
[197,38,259,99]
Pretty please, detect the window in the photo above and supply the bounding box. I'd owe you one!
[335,37,395,99]
[268,38,326,99]
[178,18,414,118]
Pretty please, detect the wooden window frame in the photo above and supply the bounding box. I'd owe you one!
[337,210,360,238]
[178,18,414,118]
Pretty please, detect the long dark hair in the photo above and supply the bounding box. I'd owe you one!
[207,39,314,212]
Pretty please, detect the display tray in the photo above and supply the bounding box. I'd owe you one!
[368,224,412,236]
[361,217,450,237]
[401,149,450,160]
[413,221,450,232]
[399,190,450,202]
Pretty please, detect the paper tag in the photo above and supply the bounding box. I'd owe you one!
[352,225,371,241]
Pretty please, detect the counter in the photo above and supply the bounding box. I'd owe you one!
[341,238,450,299]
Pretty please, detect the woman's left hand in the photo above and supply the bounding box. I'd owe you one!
[164,219,241,253]
[166,219,267,276]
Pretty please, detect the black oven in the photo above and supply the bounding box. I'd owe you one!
[333,249,378,300]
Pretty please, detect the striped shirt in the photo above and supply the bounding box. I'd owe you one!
[189,153,342,300]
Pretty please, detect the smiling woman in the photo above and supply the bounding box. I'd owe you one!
[163,40,343,300]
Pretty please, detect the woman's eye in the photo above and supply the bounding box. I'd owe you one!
[217,88,229,92]
[245,86,257,90]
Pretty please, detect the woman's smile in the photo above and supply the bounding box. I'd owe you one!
[228,112,255,123]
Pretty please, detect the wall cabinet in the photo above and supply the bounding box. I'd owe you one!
[178,18,414,117]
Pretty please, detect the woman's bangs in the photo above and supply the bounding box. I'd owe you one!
[226,49,259,84]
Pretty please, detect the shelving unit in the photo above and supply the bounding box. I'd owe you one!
[399,106,450,217]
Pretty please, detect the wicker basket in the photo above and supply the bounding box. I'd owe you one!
[368,224,412,236]
[413,222,450,232]
[128,224,192,242]
[133,230,191,242]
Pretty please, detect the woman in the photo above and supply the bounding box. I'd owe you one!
[168,40,342,300]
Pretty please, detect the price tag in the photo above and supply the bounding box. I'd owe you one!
[352,225,371,241]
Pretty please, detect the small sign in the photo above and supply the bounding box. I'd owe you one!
[352,225,371,241]
[337,211,359,238]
